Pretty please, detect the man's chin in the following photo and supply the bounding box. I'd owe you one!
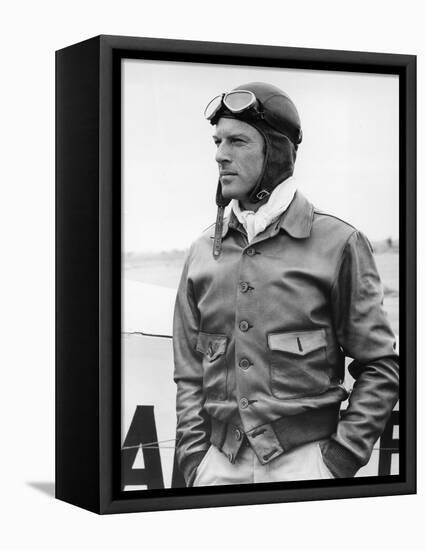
[221,189,240,201]
[221,181,241,200]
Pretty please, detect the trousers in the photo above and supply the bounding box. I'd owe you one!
[193,439,334,486]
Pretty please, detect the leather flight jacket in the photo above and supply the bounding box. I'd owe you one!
[173,191,399,485]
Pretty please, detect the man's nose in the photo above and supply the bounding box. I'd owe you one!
[215,142,231,164]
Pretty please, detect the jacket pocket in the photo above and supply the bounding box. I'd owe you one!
[196,332,228,400]
[268,329,329,399]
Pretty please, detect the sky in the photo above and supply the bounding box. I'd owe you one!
[122,59,399,253]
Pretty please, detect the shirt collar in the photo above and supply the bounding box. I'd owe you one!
[221,190,314,240]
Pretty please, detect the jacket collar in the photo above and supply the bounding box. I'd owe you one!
[222,190,314,240]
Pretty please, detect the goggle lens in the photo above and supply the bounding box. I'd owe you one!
[223,90,256,113]
[204,90,258,120]
[204,95,223,120]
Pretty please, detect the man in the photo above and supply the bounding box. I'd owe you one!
[173,82,399,487]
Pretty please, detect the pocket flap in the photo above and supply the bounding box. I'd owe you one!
[196,332,228,361]
[268,329,326,356]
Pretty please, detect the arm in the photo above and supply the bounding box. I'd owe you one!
[321,231,399,477]
[173,251,210,486]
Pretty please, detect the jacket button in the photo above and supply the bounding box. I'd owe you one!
[246,248,256,256]
[234,428,242,441]
[239,358,251,370]
[240,397,249,409]
[239,281,249,293]
[239,320,250,332]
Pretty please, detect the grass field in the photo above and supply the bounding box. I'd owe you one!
[125,251,399,337]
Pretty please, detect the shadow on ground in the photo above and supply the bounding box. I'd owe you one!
[27,481,55,498]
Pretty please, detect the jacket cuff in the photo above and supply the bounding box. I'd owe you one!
[319,439,362,478]
[181,450,208,487]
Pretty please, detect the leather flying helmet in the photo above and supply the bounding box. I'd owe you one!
[205,82,302,258]
[206,82,303,207]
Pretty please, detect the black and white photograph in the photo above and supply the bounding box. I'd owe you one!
[3,0,423,545]
[121,58,401,491]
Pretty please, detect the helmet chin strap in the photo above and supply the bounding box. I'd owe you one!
[209,83,301,258]
[213,205,226,259]
[213,180,231,259]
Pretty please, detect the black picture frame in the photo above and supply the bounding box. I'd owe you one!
[55,34,416,514]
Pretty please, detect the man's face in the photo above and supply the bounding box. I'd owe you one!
[213,117,265,203]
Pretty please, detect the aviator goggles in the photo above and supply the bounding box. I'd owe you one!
[204,90,263,122]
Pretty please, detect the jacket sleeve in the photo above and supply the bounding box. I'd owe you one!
[173,248,210,486]
[321,230,399,478]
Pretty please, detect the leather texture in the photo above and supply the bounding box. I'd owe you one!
[173,191,399,484]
